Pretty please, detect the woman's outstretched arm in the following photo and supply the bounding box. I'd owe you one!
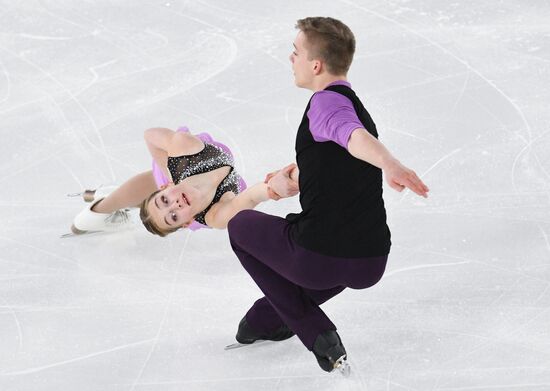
[204,182,272,229]
[205,164,300,229]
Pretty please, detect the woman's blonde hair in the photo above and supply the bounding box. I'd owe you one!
[139,190,179,237]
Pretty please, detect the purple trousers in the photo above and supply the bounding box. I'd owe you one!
[227,209,388,350]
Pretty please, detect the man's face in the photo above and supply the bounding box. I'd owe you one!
[289,31,316,89]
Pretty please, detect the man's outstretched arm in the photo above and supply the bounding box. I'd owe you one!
[347,128,430,198]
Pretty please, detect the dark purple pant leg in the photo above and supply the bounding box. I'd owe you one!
[245,286,346,335]
[231,240,337,349]
[246,286,346,333]
[228,209,388,350]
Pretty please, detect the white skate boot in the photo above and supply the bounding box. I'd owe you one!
[67,198,132,236]
[67,185,118,203]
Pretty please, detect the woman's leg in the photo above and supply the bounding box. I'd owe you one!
[92,171,157,213]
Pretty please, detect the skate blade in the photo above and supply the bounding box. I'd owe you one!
[224,340,270,350]
[66,189,97,202]
[333,355,351,377]
[60,229,133,238]
[61,230,101,238]
[60,225,101,238]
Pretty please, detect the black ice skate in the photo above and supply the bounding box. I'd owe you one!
[225,316,294,350]
[312,330,351,377]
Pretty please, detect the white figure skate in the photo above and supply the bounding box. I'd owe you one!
[62,198,132,238]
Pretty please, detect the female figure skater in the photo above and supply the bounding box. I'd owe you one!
[70,126,298,236]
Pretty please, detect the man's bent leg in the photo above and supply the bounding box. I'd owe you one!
[228,210,343,350]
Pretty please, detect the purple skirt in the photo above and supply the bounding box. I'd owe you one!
[152,126,247,231]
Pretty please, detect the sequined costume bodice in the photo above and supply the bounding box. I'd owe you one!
[167,142,240,226]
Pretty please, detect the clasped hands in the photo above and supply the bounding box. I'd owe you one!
[264,163,299,200]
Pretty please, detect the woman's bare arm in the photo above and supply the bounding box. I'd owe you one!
[144,128,204,182]
[204,183,272,229]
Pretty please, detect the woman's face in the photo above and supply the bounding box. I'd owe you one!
[147,184,194,231]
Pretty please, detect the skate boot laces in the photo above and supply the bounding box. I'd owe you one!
[105,209,130,226]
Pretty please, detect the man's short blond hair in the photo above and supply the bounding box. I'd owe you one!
[296,17,356,75]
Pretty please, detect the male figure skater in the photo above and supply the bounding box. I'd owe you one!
[227,17,430,374]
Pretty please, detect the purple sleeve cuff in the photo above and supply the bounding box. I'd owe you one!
[307,91,364,150]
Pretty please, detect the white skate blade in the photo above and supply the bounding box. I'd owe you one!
[224,340,271,350]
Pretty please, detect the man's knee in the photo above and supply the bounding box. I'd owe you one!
[349,256,388,289]
[227,209,257,239]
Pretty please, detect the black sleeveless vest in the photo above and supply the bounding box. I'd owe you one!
[286,84,391,257]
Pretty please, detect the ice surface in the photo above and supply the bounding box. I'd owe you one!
[1,1,549,390]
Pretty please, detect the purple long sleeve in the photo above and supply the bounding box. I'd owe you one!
[306,81,364,150]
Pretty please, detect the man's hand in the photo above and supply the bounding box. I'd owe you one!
[384,159,429,198]
[266,163,300,199]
